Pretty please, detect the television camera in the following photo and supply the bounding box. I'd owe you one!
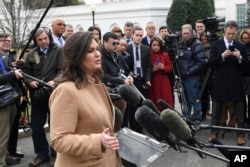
[163,32,181,59]
[203,16,225,41]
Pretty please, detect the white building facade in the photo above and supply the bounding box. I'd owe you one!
[1,0,248,36]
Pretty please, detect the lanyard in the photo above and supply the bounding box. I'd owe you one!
[0,57,8,74]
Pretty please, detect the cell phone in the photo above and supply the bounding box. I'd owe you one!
[155,58,160,64]
[229,45,235,51]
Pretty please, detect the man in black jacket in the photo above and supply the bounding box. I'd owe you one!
[177,24,205,125]
[208,21,247,145]
[126,26,152,133]
[101,32,133,131]
[22,27,62,167]
[0,32,26,160]
[0,51,23,166]
[141,21,156,46]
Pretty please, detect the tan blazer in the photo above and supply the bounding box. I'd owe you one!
[49,76,122,167]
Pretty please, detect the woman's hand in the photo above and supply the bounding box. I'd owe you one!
[101,128,120,151]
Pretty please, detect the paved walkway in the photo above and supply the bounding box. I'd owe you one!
[12,94,250,167]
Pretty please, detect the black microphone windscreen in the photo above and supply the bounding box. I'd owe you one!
[135,105,170,141]
[142,99,161,116]
[118,84,141,106]
[157,98,175,111]
[160,109,192,143]
[114,107,123,132]
[210,139,230,159]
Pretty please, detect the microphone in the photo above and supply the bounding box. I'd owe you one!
[114,107,123,132]
[160,108,194,145]
[157,98,175,111]
[135,105,178,150]
[142,99,161,116]
[118,84,141,106]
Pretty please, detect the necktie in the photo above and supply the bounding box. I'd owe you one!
[136,46,141,77]
[228,41,231,49]
[58,38,63,46]
[127,39,130,45]
[0,58,8,74]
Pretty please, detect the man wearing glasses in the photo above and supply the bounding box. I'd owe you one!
[101,32,133,131]
[0,33,26,165]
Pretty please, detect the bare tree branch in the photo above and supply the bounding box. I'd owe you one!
[0,0,48,51]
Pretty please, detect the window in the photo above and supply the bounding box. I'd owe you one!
[236,4,246,31]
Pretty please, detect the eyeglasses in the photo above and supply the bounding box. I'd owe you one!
[0,39,11,43]
[112,42,120,46]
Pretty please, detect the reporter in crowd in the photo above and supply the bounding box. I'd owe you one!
[63,24,74,40]
[149,36,174,110]
[123,21,134,45]
[239,28,250,127]
[0,51,23,166]
[199,33,213,121]
[51,18,66,47]
[22,27,62,166]
[208,20,247,145]
[141,21,156,46]
[100,32,133,131]
[195,19,206,38]
[88,26,102,45]
[49,32,122,167]
[0,33,26,160]
[126,26,152,133]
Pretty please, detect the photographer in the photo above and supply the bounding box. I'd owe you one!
[177,24,206,125]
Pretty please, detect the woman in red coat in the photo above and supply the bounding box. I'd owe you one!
[149,36,174,110]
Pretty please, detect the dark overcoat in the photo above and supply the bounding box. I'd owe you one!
[208,39,247,101]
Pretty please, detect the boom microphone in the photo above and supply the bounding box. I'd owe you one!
[142,99,161,116]
[157,98,175,111]
[135,105,178,150]
[160,109,193,144]
[114,107,123,132]
[118,84,141,106]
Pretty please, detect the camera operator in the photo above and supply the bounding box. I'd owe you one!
[208,20,247,145]
[22,27,62,166]
[177,24,206,125]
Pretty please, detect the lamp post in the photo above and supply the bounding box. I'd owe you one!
[90,3,96,27]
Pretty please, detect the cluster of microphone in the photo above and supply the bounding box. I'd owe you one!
[117,84,250,163]
[118,84,195,149]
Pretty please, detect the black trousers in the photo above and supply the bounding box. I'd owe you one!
[211,100,245,137]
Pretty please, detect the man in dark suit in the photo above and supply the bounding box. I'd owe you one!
[141,21,156,46]
[126,26,152,98]
[208,20,247,145]
[125,26,152,133]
